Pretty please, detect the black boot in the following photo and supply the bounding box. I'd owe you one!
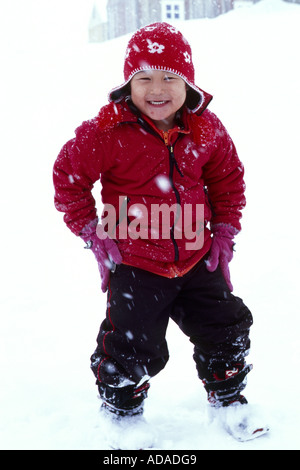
[98,381,156,449]
[201,361,253,407]
[98,380,150,417]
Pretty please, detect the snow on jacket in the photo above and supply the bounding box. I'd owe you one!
[53,97,246,278]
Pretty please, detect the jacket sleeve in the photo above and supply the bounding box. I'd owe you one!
[202,112,246,231]
[53,119,109,235]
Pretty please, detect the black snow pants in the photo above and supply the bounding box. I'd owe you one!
[90,258,253,412]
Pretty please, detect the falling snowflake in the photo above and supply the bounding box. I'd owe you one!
[132,43,140,52]
[147,40,165,54]
[125,330,134,340]
[155,175,171,192]
[122,292,133,299]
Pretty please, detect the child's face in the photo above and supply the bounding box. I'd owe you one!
[130,70,187,131]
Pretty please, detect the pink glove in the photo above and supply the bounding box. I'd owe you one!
[80,219,122,293]
[206,224,238,291]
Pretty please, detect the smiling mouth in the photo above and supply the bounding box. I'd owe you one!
[148,100,169,106]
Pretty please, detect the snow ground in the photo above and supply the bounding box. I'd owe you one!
[0,0,299,451]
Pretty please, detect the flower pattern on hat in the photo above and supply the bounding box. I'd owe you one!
[167,26,179,34]
[147,40,165,54]
[144,26,157,32]
[183,51,191,63]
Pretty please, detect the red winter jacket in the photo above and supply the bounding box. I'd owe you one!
[53,97,246,278]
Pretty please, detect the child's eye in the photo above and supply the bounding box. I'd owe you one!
[137,73,151,80]
[164,76,175,81]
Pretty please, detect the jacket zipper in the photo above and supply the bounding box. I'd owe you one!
[162,131,183,263]
[134,113,185,266]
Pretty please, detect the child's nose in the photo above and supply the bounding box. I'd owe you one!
[150,80,164,95]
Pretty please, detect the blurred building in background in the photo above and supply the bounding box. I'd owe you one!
[89,0,263,42]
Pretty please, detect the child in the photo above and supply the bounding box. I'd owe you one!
[53,23,268,448]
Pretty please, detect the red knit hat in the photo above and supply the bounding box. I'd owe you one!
[108,22,211,113]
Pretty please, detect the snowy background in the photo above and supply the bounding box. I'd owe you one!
[0,0,299,450]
